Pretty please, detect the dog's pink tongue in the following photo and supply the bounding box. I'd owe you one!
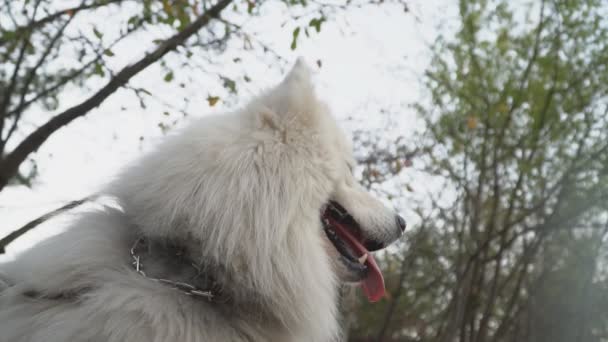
[329,218,385,302]
[359,253,384,302]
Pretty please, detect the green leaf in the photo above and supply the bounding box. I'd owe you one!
[308,17,325,33]
[93,27,103,39]
[175,5,190,30]
[496,29,509,53]
[221,77,237,93]
[164,71,174,82]
[127,16,139,26]
[290,27,300,50]
[103,49,115,57]
[93,63,104,77]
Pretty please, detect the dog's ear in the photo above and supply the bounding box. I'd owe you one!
[280,58,313,94]
[254,58,324,131]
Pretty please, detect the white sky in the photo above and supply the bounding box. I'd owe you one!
[0,0,457,259]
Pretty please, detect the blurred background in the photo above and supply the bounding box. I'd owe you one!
[1,0,607,341]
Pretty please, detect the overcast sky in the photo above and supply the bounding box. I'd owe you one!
[0,0,457,259]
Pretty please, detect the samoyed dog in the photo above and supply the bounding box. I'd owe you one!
[0,59,405,342]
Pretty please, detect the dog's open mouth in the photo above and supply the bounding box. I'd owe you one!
[322,201,386,302]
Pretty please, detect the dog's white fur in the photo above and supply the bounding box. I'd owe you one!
[0,60,401,342]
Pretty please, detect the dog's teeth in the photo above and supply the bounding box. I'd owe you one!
[358,253,368,264]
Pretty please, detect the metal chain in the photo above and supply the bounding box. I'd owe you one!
[130,237,217,300]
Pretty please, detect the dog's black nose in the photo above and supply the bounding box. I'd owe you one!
[396,215,407,232]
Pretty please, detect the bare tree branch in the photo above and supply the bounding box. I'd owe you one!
[0,30,30,140]
[375,225,428,342]
[0,0,234,191]
[1,15,146,148]
[0,196,93,254]
[0,16,75,153]
[0,0,127,46]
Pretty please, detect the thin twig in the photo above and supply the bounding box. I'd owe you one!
[0,196,94,254]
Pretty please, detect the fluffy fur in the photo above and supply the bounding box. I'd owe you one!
[0,59,402,342]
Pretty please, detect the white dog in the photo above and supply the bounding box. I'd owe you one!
[0,59,405,342]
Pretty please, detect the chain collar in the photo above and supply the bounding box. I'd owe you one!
[130,237,223,301]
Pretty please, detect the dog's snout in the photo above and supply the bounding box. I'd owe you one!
[396,215,406,233]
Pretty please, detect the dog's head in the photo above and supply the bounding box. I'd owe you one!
[110,59,404,337]
[249,59,406,301]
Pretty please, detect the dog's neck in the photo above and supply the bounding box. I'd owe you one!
[130,237,226,302]
[131,236,308,331]
[132,230,342,340]
[129,236,290,310]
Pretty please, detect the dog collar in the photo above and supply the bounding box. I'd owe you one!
[130,237,226,302]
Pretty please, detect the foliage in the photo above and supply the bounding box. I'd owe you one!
[0,0,407,192]
[349,0,608,341]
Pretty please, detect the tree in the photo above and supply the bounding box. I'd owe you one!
[0,0,407,192]
[0,0,232,191]
[348,0,608,340]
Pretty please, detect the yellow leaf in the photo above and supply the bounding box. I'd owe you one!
[162,0,172,15]
[467,116,478,129]
[207,96,220,107]
[497,103,508,113]
[394,160,402,173]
